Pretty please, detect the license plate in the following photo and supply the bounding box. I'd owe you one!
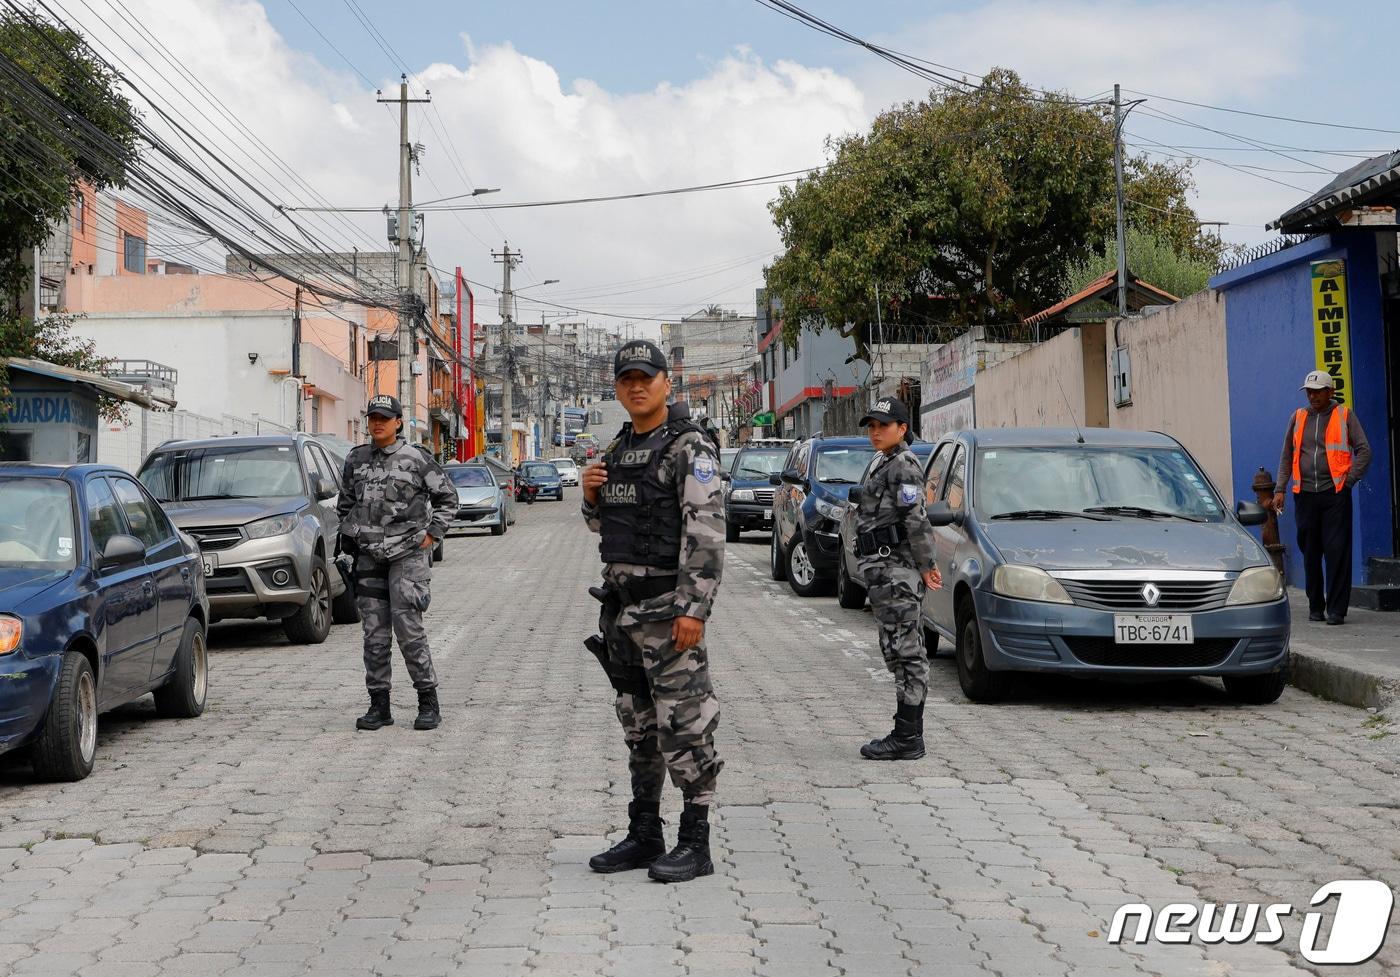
[1114,614,1193,644]
[201,551,218,576]
[763,508,772,519]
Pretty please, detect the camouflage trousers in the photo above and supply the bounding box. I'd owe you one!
[610,616,723,807]
[356,549,437,692]
[859,560,928,706]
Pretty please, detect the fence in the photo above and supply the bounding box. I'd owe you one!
[1215,235,1311,275]
[99,407,290,473]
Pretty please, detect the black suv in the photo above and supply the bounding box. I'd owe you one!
[722,439,794,542]
[769,435,876,597]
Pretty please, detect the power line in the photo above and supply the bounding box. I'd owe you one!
[1122,88,1400,136]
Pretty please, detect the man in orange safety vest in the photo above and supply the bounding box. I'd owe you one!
[1272,370,1372,625]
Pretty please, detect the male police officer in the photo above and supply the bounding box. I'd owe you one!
[853,398,941,760]
[581,339,726,883]
[338,395,457,731]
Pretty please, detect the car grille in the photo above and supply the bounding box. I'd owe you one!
[205,567,252,595]
[752,489,775,505]
[187,525,245,551]
[1064,637,1238,668]
[456,507,496,522]
[1059,578,1234,612]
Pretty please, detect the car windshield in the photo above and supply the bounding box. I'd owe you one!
[733,449,788,478]
[720,448,739,471]
[553,459,577,470]
[523,463,557,477]
[447,467,493,488]
[815,446,876,483]
[140,444,304,500]
[0,478,76,569]
[973,446,1225,521]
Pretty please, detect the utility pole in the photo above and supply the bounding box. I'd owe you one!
[292,286,303,432]
[1113,83,1129,318]
[492,243,521,469]
[378,76,431,439]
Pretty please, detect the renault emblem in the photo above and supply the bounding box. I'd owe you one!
[1141,582,1161,607]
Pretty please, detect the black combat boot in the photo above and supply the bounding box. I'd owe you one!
[589,801,665,873]
[356,690,393,731]
[413,688,441,730]
[648,803,714,883]
[860,701,924,760]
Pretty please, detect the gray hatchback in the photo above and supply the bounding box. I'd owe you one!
[919,428,1288,704]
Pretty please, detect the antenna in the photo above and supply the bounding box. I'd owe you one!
[1054,373,1086,444]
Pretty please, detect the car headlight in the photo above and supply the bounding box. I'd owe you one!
[731,489,755,503]
[245,513,299,540]
[0,615,19,655]
[1225,566,1283,605]
[813,497,845,522]
[992,564,1073,604]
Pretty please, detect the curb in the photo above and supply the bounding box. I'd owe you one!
[1287,646,1400,710]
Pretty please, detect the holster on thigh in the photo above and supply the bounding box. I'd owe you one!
[586,585,650,698]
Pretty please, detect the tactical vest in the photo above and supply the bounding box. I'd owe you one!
[598,413,694,569]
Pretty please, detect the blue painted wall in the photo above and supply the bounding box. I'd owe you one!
[1211,232,1392,588]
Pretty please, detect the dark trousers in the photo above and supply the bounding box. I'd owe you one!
[1294,486,1353,617]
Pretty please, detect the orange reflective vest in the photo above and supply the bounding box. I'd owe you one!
[1291,406,1351,493]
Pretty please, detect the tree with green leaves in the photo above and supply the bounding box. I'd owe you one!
[764,69,1214,357]
[1065,226,1215,307]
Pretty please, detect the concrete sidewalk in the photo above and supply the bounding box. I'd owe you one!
[1286,588,1400,708]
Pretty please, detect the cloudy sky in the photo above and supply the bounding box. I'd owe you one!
[57,0,1400,334]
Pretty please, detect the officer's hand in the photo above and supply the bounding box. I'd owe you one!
[1271,492,1285,514]
[922,567,943,591]
[420,534,434,550]
[672,615,704,652]
[582,461,608,506]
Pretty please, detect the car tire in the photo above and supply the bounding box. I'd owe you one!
[923,625,941,659]
[491,521,506,536]
[31,652,97,782]
[786,535,832,597]
[836,557,866,609]
[153,617,208,719]
[769,529,787,582]
[726,520,740,543]
[1223,671,1287,704]
[282,557,332,645]
[955,598,1011,703]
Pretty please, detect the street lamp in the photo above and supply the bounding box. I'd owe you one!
[472,188,501,196]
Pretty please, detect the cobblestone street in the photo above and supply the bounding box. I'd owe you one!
[2,492,1399,976]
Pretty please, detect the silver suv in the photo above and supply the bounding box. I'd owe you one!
[137,434,356,644]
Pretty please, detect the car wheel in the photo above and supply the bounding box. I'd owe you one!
[1223,671,1286,704]
[491,520,506,536]
[283,558,332,644]
[923,625,941,659]
[786,536,832,597]
[726,520,740,543]
[769,529,787,582]
[836,557,866,609]
[954,598,1011,703]
[153,617,208,719]
[31,652,97,782]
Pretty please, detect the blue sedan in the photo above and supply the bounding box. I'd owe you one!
[0,464,210,781]
[519,461,565,501]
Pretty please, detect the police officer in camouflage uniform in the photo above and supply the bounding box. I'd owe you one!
[337,394,457,732]
[581,339,726,883]
[853,397,941,761]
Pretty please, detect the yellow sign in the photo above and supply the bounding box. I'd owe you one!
[1311,260,1354,406]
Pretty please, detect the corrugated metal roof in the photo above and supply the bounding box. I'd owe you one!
[1272,150,1400,232]
[4,357,176,410]
[1023,270,1179,326]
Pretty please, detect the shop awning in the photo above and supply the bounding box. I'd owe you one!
[1271,150,1400,233]
[4,357,177,410]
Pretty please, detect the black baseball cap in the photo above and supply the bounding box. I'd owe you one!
[859,397,911,427]
[366,394,402,418]
[613,340,668,379]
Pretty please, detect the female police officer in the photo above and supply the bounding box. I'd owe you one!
[852,398,941,760]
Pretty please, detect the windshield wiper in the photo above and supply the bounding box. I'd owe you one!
[1083,505,1205,523]
[182,494,258,501]
[737,468,771,477]
[819,477,858,484]
[991,509,1112,521]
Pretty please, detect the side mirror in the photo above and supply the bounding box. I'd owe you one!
[310,473,337,501]
[1236,501,1268,526]
[927,501,963,527]
[721,472,732,482]
[101,534,146,568]
[847,486,863,504]
[769,473,782,486]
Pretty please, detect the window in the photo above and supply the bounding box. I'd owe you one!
[86,477,125,554]
[0,432,32,462]
[943,445,966,512]
[0,478,76,569]
[782,343,789,370]
[140,444,305,500]
[109,476,173,549]
[303,443,336,493]
[75,193,85,232]
[924,444,953,505]
[786,442,811,478]
[123,233,146,273]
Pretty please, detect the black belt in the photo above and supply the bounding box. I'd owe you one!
[856,524,907,557]
[598,574,678,607]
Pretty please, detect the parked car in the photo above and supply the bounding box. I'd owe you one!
[517,460,564,501]
[312,433,360,468]
[720,447,739,475]
[474,455,520,514]
[571,433,600,462]
[835,441,937,610]
[916,428,1288,704]
[137,434,358,644]
[770,435,877,597]
[552,457,581,486]
[723,439,795,542]
[444,463,513,536]
[0,464,209,781]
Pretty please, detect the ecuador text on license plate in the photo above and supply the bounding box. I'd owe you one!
[1113,613,1193,644]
